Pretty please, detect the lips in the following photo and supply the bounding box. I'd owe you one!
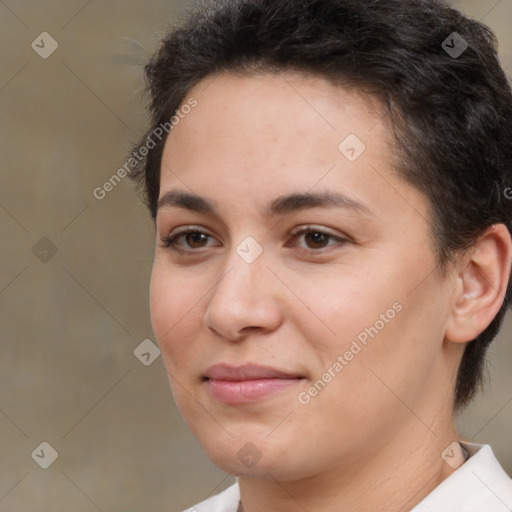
[204,363,301,381]
[203,364,304,404]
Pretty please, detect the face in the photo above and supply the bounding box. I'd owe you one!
[150,71,459,481]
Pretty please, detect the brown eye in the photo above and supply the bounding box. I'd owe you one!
[288,227,347,252]
[185,232,209,248]
[162,228,217,252]
[304,231,330,249]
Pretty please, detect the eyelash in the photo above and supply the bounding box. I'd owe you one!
[160,226,348,254]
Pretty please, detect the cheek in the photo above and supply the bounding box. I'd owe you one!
[288,264,397,351]
[149,262,203,364]
[296,257,440,390]
[149,264,208,416]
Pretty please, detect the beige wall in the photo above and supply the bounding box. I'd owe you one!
[0,1,511,510]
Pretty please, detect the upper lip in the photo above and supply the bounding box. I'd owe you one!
[204,364,303,381]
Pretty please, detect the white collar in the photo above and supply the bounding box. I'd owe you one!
[411,442,512,511]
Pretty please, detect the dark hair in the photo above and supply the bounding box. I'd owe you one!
[129,0,512,410]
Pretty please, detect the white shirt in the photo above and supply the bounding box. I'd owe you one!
[184,443,512,512]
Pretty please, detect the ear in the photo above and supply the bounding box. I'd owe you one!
[445,224,512,344]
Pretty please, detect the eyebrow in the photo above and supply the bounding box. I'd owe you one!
[157,189,373,217]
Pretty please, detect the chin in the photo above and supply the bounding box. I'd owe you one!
[195,428,310,481]
[207,447,287,479]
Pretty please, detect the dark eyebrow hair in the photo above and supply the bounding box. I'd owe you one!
[267,190,372,216]
[158,190,215,214]
[157,189,373,216]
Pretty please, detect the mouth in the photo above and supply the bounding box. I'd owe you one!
[203,363,305,405]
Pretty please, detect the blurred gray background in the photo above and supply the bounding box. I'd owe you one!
[0,1,511,511]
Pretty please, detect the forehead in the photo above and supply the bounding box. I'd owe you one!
[169,71,388,154]
[159,71,428,225]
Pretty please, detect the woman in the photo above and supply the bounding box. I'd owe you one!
[129,0,512,510]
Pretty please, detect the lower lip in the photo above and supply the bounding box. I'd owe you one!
[206,378,302,404]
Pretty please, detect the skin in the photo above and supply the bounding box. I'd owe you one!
[150,71,512,511]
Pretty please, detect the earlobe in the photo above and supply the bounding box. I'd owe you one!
[445,224,512,344]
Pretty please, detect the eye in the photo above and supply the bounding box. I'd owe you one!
[288,226,347,251]
[161,228,217,252]
[160,225,348,254]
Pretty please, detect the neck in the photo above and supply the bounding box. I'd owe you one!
[238,417,462,512]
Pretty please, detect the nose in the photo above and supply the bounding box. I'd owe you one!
[203,249,283,342]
